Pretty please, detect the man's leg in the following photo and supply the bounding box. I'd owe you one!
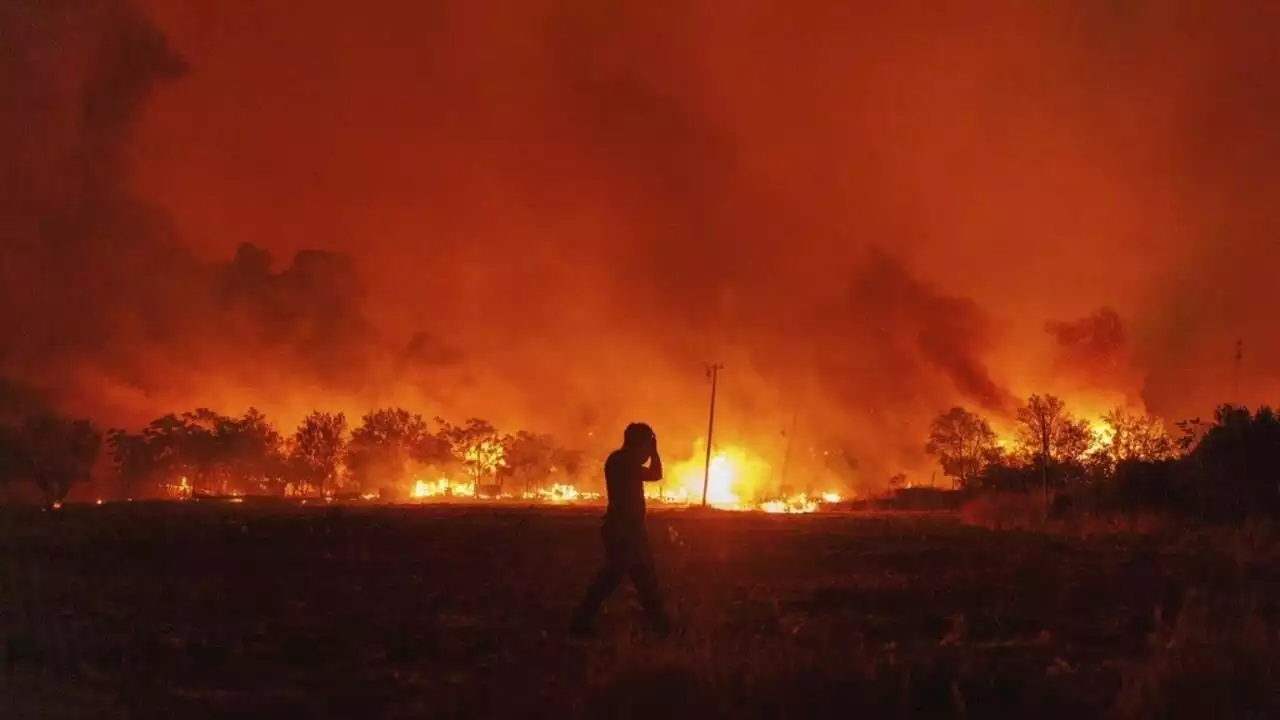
[627,533,670,632]
[570,529,627,631]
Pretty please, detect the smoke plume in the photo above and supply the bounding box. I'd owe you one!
[4,1,1280,490]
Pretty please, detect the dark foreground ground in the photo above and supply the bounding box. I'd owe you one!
[2,504,1277,719]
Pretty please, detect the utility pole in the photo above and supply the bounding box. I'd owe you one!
[701,363,724,508]
[779,408,800,491]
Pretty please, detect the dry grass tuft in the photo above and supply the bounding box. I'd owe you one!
[959,492,1046,531]
[961,492,1182,539]
[1115,594,1280,719]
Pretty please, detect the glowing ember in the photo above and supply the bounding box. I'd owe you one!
[821,491,842,504]
[95,498,104,505]
[165,476,193,500]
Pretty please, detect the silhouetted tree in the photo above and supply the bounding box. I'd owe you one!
[925,407,1000,489]
[440,418,505,496]
[1185,404,1280,519]
[221,408,284,493]
[178,409,234,494]
[1174,416,1212,454]
[1091,407,1175,476]
[106,429,161,497]
[410,422,454,468]
[119,409,272,496]
[11,415,102,508]
[974,461,1041,493]
[346,408,428,492]
[502,431,555,495]
[139,414,191,489]
[1015,394,1091,507]
[551,446,584,481]
[292,412,348,495]
[1103,458,1185,514]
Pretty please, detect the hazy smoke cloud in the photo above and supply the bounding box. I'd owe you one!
[0,0,187,411]
[4,1,1280,490]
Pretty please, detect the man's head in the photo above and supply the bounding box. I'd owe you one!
[622,422,656,456]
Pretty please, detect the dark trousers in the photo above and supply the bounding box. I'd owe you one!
[573,522,666,624]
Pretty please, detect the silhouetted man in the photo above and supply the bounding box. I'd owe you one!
[570,422,670,636]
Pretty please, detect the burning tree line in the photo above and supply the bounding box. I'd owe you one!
[0,407,585,507]
[3,393,1278,521]
[923,395,1280,521]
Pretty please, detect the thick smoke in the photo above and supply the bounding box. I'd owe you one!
[0,2,429,427]
[1046,308,1132,391]
[4,1,1280,490]
[1,0,186,416]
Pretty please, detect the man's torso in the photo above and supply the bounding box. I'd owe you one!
[603,450,646,528]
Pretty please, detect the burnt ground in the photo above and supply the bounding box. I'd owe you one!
[2,504,1277,719]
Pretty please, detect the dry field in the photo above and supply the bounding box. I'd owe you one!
[3,503,1277,718]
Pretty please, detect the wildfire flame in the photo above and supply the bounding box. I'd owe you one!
[760,495,817,514]
[650,445,843,514]
[410,477,475,499]
[396,443,840,513]
[462,439,505,479]
[1087,420,1115,454]
[522,483,601,503]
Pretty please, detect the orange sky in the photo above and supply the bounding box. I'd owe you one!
[4,1,1280,490]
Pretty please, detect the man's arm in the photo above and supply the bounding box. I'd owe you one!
[640,449,663,482]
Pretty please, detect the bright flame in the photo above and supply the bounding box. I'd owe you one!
[397,443,837,513]
[462,440,506,479]
[410,477,475,500]
[663,446,771,508]
[521,484,600,503]
[701,454,741,506]
[646,444,840,513]
[1087,419,1115,455]
[166,476,192,500]
[761,494,818,514]
[655,486,690,504]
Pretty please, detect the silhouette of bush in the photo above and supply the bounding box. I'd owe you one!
[1181,405,1280,521]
